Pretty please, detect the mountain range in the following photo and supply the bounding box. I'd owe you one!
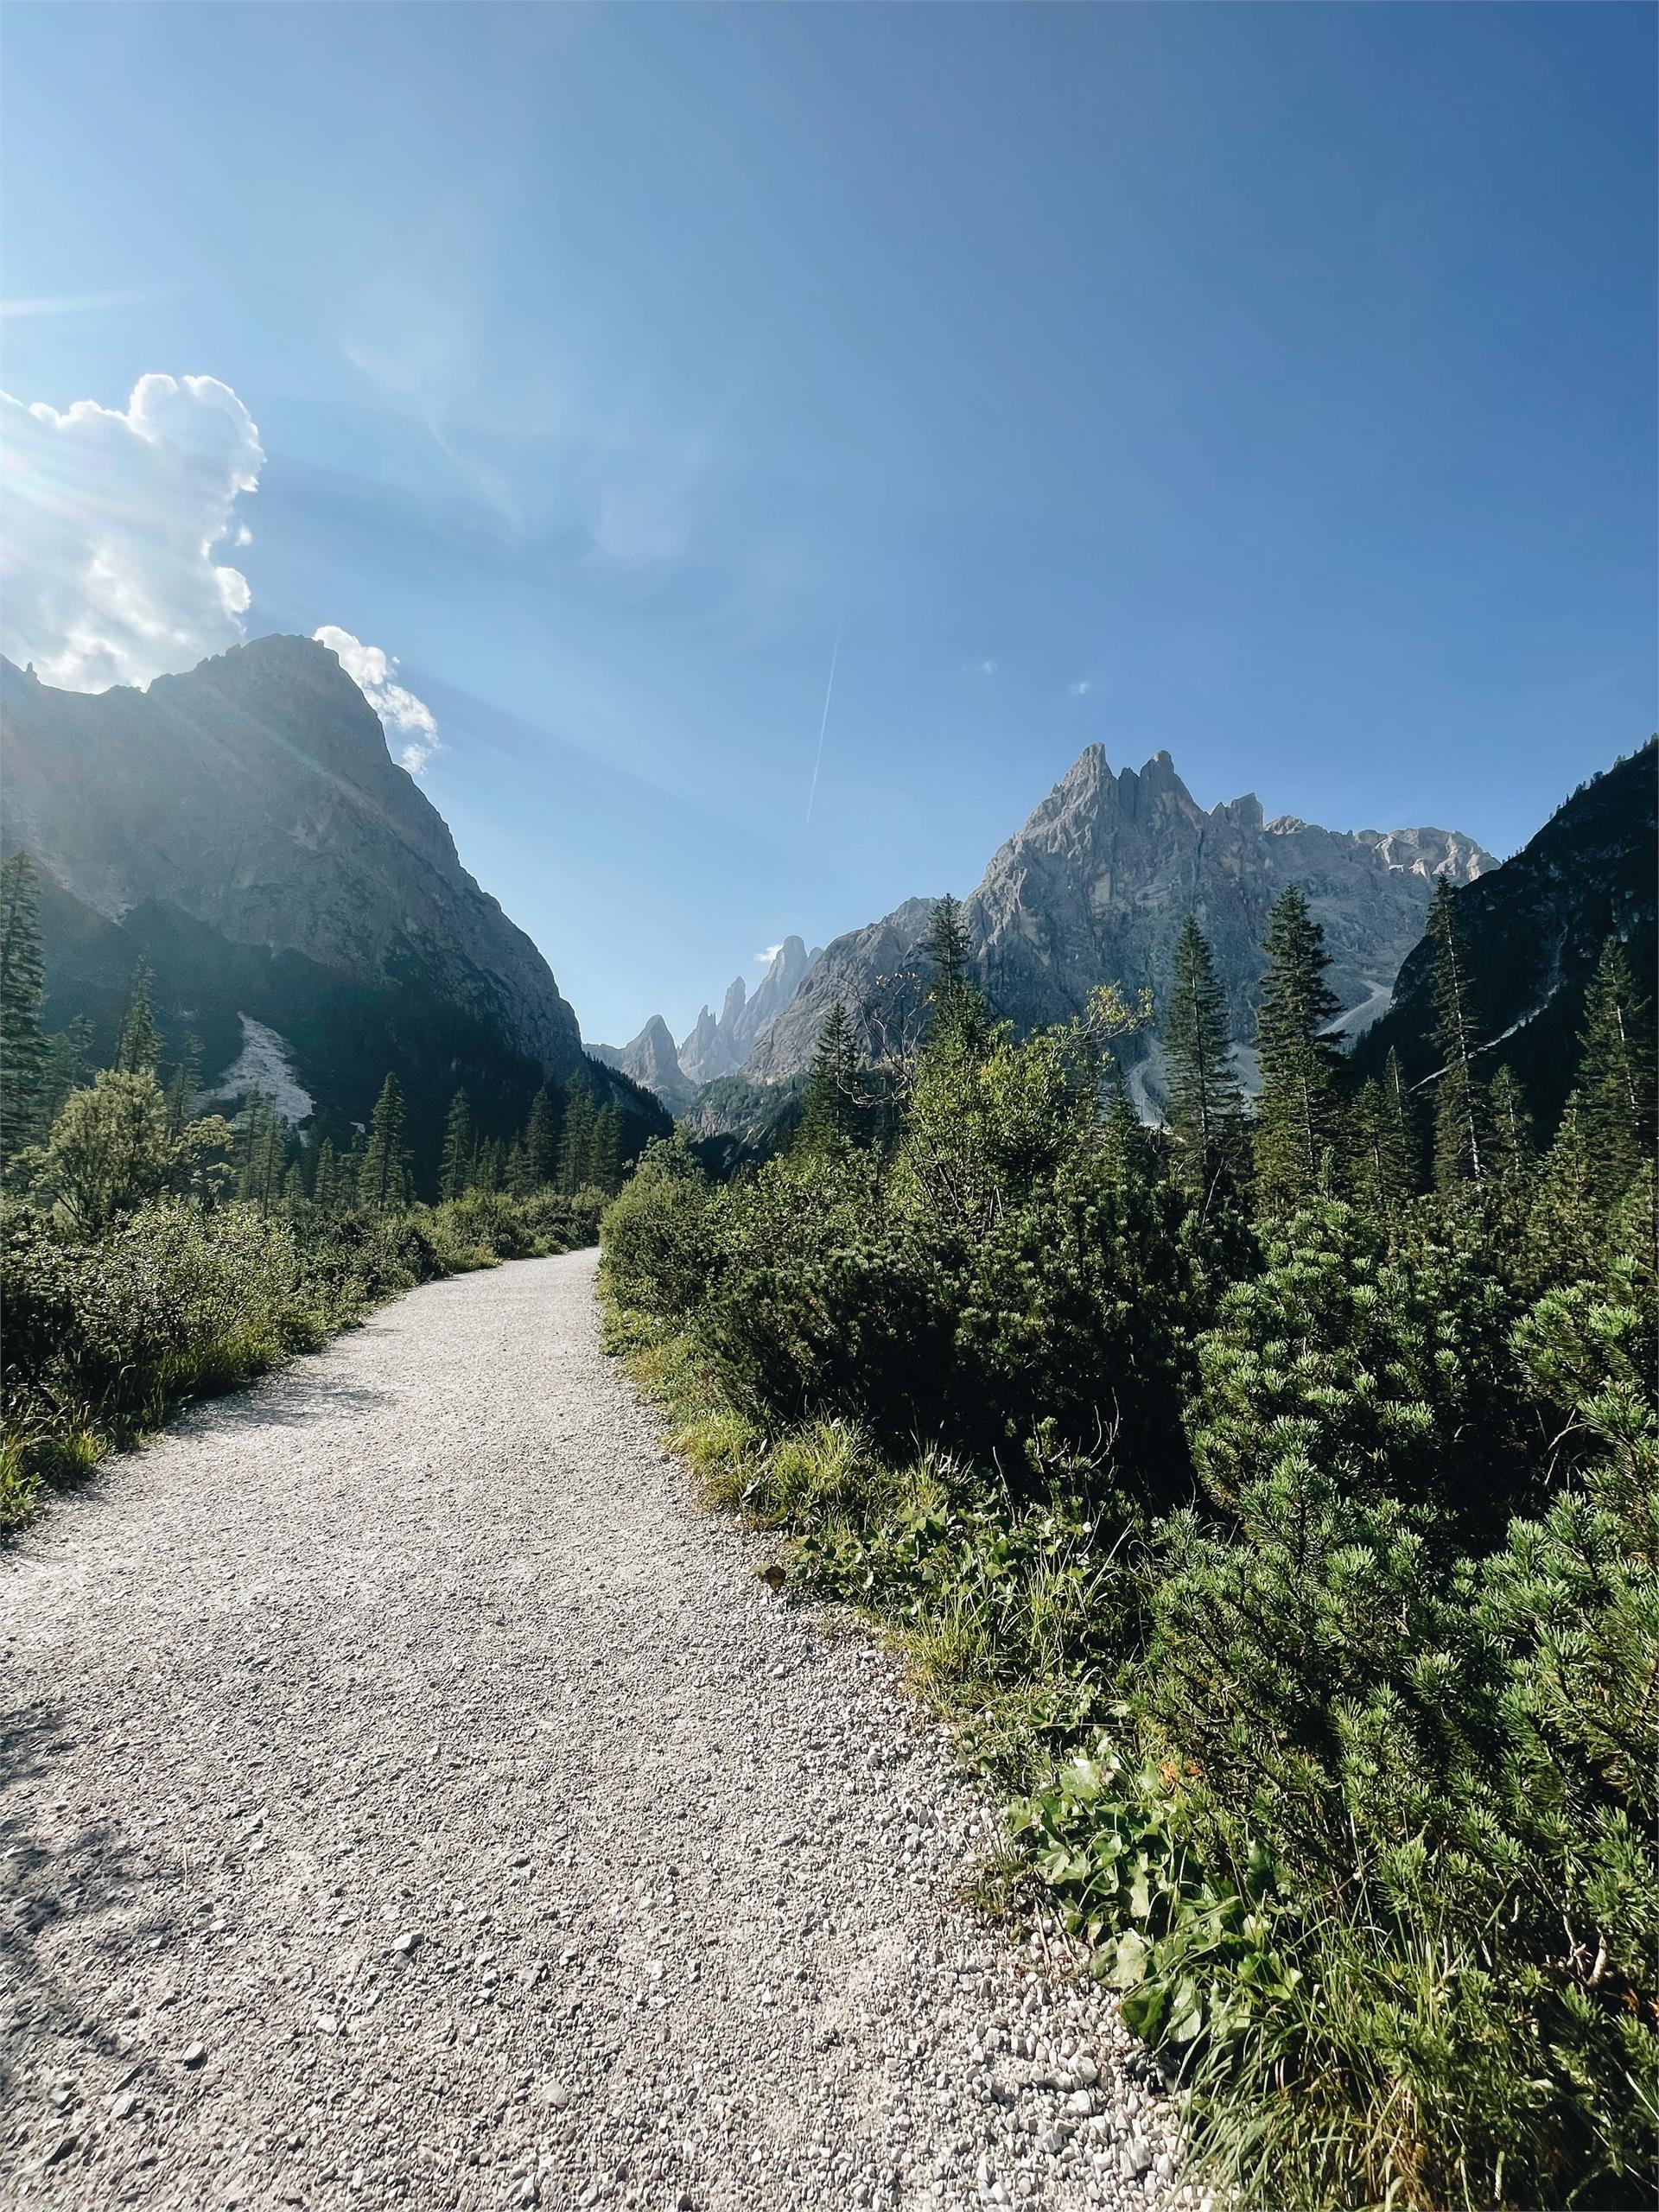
[0,635,664,1160]
[596,747,1485,1123]
[594,935,819,1104]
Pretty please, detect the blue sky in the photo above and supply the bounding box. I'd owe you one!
[3,3,1653,1046]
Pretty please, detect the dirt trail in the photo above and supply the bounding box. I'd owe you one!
[2,1249,1185,2212]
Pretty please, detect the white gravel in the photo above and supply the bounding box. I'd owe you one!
[1,1249,1188,2212]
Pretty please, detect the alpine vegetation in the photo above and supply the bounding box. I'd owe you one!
[0,849,641,1528]
[601,872,1657,2212]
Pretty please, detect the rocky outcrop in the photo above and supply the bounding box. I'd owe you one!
[747,747,1491,1088]
[0,634,599,1149]
[592,1016,697,1111]
[1352,741,1656,1138]
[674,936,818,1086]
[677,1004,734,1087]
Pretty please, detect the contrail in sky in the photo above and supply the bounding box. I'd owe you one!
[804,624,842,827]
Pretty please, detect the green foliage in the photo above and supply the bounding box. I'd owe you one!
[1252,886,1345,1215]
[35,1067,234,1231]
[438,1088,474,1201]
[359,1071,410,1211]
[1571,937,1656,1207]
[115,958,162,1077]
[1186,1200,1529,1532]
[1163,915,1245,1211]
[796,1001,860,1154]
[600,1135,718,1324]
[0,849,50,1167]
[599,880,1659,2211]
[1,1180,600,1531]
[1427,878,1491,1195]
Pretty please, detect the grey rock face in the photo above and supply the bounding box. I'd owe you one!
[729,935,814,1060]
[747,747,1491,1084]
[675,935,817,1086]
[1353,739,1656,1141]
[591,1016,696,1110]
[0,636,585,1081]
[677,1003,737,1086]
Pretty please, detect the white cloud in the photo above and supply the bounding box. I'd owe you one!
[1069,679,1094,697]
[754,944,784,965]
[0,372,264,690]
[313,625,441,776]
[963,658,998,677]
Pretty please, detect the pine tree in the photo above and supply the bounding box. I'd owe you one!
[1487,1065,1535,1191]
[1252,887,1344,1214]
[162,1033,202,1141]
[42,1016,94,1127]
[237,1091,285,1208]
[521,1085,559,1189]
[1427,879,1487,1194]
[237,1090,274,1201]
[589,1103,623,1193]
[312,1137,340,1213]
[1164,916,1244,1205]
[924,893,989,1050]
[927,893,968,1003]
[283,1158,306,1204]
[0,848,50,1166]
[558,1084,597,1192]
[115,959,162,1077]
[1352,1078,1415,1219]
[439,1089,474,1201]
[1571,937,1656,1204]
[359,1073,410,1211]
[1528,1101,1601,1282]
[798,1002,859,1153]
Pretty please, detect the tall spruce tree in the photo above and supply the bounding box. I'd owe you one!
[1572,936,1656,1204]
[237,1090,273,1200]
[798,1001,859,1154]
[522,1085,559,1189]
[238,1091,286,1208]
[115,960,162,1077]
[439,1090,474,1201]
[1352,1077,1416,1219]
[311,1137,340,1213]
[1164,916,1243,1205]
[0,848,49,1166]
[42,1015,93,1128]
[558,1084,597,1192]
[162,1033,202,1141]
[589,1103,623,1193]
[924,893,989,1051]
[359,1073,410,1211]
[1252,886,1344,1214]
[1487,1065,1535,1190]
[1427,878,1487,1194]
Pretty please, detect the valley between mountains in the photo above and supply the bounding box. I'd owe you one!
[1,1252,1186,2212]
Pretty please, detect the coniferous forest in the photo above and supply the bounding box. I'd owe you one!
[601,878,1657,2211]
[0,848,656,1527]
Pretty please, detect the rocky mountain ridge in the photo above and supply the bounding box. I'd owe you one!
[598,935,820,1106]
[747,746,1492,1090]
[1352,740,1657,1136]
[0,634,655,1154]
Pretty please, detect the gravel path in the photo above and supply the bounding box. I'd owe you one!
[2,1250,1187,2212]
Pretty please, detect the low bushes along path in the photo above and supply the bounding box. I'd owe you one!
[2,1250,1188,2212]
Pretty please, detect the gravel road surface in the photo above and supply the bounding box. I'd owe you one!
[2,1249,1186,2212]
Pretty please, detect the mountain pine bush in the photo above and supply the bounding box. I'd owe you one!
[601,896,1659,2211]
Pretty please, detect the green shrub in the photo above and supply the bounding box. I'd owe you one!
[2,1179,601,1529]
